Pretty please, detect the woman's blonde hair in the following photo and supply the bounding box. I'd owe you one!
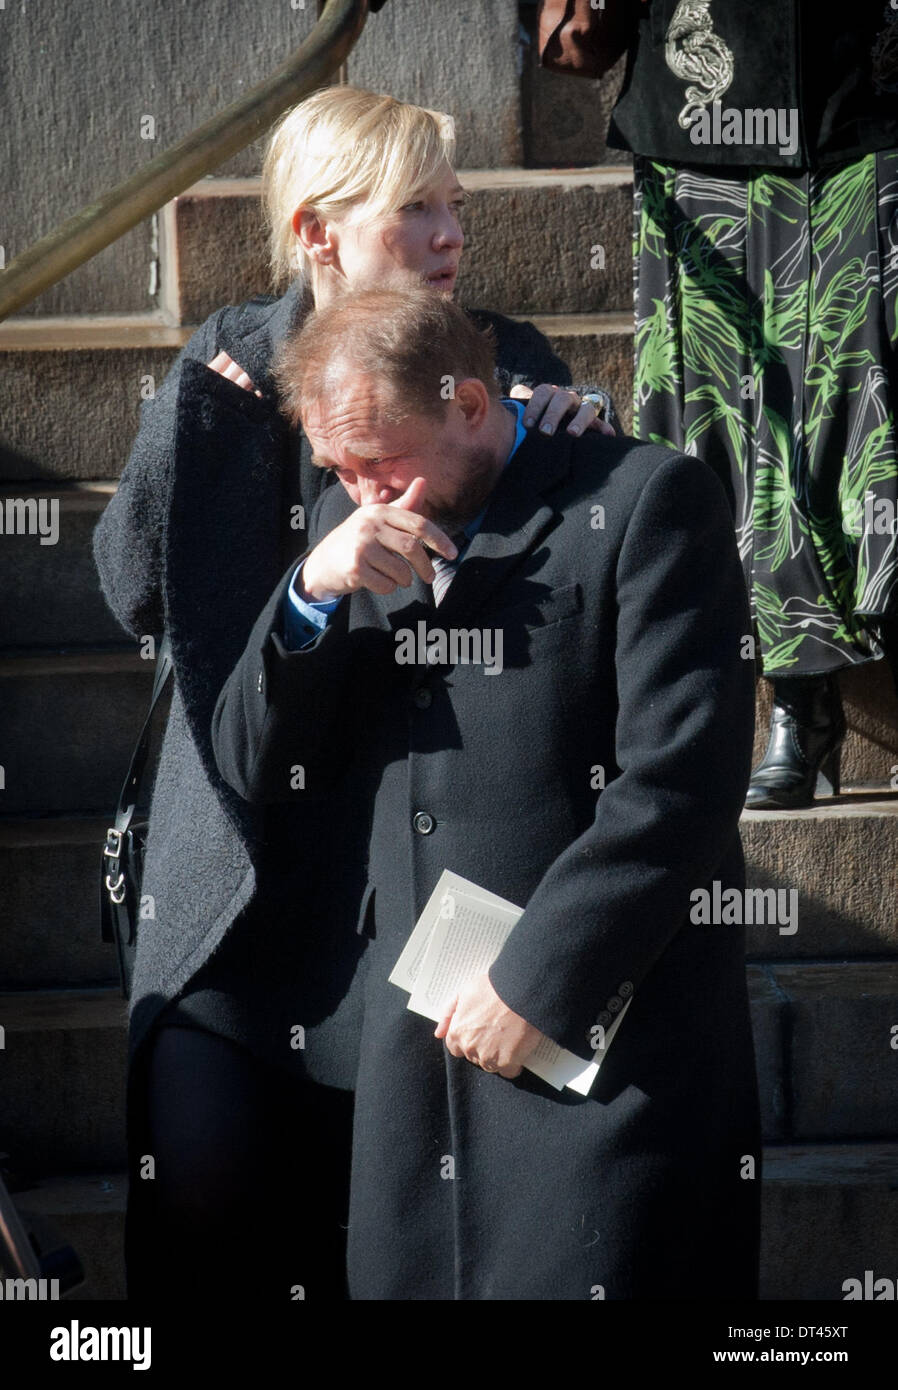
[262,85,456,294]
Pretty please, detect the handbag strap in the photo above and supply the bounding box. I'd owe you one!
[111,633,173,835]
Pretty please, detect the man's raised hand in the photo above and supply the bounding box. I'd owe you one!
[300,477,458,601]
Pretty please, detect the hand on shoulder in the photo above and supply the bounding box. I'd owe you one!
[207,350,263,398]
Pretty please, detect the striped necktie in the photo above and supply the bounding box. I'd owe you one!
[430,532,469,606]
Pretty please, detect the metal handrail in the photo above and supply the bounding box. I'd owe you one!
[0,0,369,322]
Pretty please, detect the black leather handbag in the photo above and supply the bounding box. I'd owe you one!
[100,635,173,999]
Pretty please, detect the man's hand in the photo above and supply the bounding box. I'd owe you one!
[435,972,545,1078]
[301,477,458,600]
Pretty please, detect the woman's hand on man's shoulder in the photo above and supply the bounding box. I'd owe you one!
[207,351,263,398]
[511,383,615,437]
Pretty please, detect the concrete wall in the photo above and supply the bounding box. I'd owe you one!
[0,0,317,315]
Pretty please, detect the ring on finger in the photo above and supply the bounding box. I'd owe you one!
[581,392,605,415]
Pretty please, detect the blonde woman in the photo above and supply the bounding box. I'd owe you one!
[94,85,611,1302]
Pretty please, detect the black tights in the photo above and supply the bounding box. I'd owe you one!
[129,1023,353,1302]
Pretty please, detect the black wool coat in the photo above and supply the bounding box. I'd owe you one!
[211,422,762,1301]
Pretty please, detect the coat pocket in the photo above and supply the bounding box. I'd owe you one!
[493,582,583,633]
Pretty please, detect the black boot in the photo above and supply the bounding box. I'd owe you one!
[745,674,845,810]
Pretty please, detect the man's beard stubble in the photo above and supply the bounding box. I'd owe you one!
[427,442,502,535]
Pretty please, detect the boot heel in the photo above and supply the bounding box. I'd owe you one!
[815,747,841,797]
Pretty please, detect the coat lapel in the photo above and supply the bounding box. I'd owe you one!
[433,425,574,627]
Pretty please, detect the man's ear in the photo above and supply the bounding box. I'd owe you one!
[452,378,491,427]
[293,207,338,264]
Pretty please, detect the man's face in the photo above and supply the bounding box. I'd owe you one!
[303,373,500,533]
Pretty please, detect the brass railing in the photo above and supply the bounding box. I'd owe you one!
[0,0,369,322]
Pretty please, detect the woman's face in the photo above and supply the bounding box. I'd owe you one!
[316,161,466,301]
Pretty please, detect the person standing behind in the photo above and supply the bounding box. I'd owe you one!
[541,0,898,807]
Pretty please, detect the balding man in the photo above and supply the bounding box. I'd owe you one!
[212,287,761,1302]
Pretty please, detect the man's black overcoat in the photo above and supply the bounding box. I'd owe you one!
[90,281,574,1275]
[212,421,763,1300]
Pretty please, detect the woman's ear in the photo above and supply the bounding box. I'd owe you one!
[292,207,337,264]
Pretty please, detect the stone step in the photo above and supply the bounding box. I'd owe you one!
[0,819,118,989]
[0,310,631,481]
[0,483,128,648]
[159,169,635,325]
[0,317,186,482]
[742,795,898,959]
[0,990,127,1174]
[3,0,322,319]
[8,1142,897,1303]
[0,650,153,815]
[749,962,898,1144]
[760,1143,898,1300]
[9,1173,126,1300]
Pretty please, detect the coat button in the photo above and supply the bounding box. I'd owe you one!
[413,811,435,835]
[607,995,623,1013]
[413,687,432,709]
[597,1010,612,1028]
[619,980,634,999]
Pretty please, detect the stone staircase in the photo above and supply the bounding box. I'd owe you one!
[2,0,897,1303]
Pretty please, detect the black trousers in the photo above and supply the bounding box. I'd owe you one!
[128,1022,353,1302]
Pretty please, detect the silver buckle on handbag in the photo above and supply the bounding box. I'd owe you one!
[104,828,123,859]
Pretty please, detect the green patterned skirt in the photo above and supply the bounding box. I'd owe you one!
[633,151,898,677]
